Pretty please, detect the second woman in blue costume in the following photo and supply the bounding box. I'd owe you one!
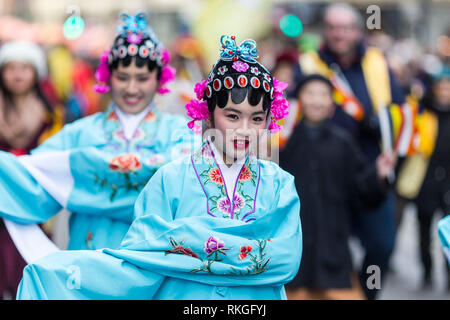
[17,35,302,300]
[0,12,197,253]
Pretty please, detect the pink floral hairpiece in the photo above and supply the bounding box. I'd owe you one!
[93,50,111,93]
[185,79,209,132]
[268,77,290,134]
[93,48,176,95]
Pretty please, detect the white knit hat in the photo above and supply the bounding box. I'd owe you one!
[0,40,47,78]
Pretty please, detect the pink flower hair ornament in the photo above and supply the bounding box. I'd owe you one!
[93,50,111,94]
[268,77,290,134]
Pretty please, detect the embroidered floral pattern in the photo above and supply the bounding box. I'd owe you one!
[86,231,95,250]
[165,237,200,258]
[230,239,270,275]
[94,154,148,201]
[190,236,230,273]
[208,167,224,185]
[238,245,252,260]
[193,142,260,222]
[165,235,271,276]
[250,66,260,75]
[232,61,249,72]
[217,65,228,75]
[238,165,253,182]
[109,154,142,173]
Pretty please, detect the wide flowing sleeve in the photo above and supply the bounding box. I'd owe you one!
[17,249,165,300]
[105,167,302,287]
[0,151,63,224]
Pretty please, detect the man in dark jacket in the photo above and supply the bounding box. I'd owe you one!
[280,74,396,300]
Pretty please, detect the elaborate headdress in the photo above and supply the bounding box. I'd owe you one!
[185,35,289,133]
[93,12,175,94]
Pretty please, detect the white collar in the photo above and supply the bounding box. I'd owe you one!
[209,139,245,200]
[114,104,153,141]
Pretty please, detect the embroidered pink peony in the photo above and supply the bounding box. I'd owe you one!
[218,198,232,215]
[204,236,225,255]
[232,61,249,72]
[232,194,245,212]
[109,154,142,173]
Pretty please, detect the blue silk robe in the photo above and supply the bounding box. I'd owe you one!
[16,141,302,299]
[0,104,197,251]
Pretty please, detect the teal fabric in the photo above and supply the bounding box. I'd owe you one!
[0,105,197,250]
[17,143,302,300]
[438,215,450,264]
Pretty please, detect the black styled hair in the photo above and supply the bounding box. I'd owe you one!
[204,59,272,116]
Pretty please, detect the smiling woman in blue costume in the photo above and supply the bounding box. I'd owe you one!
[16,35,302,300]
[0,12,197,261]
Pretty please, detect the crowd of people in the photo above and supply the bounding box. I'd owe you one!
[0,2,448,300]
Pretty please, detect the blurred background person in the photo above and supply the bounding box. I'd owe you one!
[297,2,405,300]
[280,74,395,300]
[0,40,63,300]
[396,65,450,290]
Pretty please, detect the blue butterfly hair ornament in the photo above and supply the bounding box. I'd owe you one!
[219,35,258,63]
[116,12,160,45]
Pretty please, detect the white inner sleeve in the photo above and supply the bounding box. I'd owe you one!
[18,150,73,207]
[3,218,60,264]
[3,150,73,264]
[209,141,244,200]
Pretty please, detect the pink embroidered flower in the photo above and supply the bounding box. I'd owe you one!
[109,154,142,173]
[238,165,253,182]
[185,99,209,130]
[232,61,249,72]
[204,236,225,255]
[194,79,208,100]
[238,245,252,260]
[232,194,245,212]
[218,197,232,215]
[209,167,224,185]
